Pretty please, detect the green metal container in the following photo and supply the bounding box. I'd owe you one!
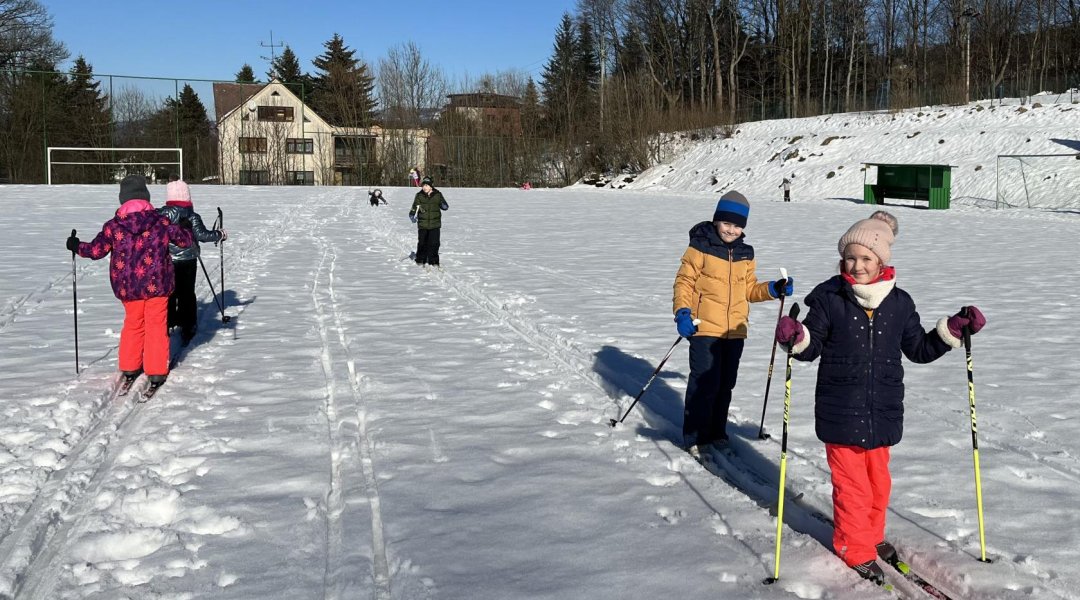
[863,163,953,209]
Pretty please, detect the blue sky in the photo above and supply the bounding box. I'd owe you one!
[41,0,578,83]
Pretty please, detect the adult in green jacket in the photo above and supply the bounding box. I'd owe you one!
[408,176,449,266]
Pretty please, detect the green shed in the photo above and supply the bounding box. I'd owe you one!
[862,163,954,209]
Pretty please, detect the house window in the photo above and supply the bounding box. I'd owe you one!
[287,170,315,185]
[286,138,314,154]
[239,170,269,185]
[239,137,267,153]
[257,105,294,122]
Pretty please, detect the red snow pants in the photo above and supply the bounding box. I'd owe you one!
[118,296,170,376]
[826,443,892,566]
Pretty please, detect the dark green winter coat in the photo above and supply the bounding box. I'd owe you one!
[409,188,448,229]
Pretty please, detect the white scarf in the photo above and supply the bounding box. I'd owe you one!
[850,278,895,309]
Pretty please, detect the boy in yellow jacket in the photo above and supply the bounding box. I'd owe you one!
[673,190,791,455]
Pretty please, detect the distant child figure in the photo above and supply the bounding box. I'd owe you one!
[781,178,792,202]
[521,181,532,190]
[672,190,792,454]
[774,210,985,585]
[66,175,193,387]
[158,178,227,345]
[408,176,448,266]
[369,188,386,206]
[408,168,420,188]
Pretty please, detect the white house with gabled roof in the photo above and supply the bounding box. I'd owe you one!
[214,78,429,186]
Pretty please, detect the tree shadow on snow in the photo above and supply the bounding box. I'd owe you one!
[1050,138,1080,152]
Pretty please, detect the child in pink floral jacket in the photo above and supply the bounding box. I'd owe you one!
[67,175,192,385]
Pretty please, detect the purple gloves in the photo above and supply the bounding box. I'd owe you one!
[775,316,805,348]
[947,306,986,339]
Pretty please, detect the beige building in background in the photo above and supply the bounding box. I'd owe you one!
[214,79,428,186]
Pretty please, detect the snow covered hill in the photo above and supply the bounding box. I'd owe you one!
[614,93,1080,211]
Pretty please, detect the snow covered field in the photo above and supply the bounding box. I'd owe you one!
[1,101,1079,599]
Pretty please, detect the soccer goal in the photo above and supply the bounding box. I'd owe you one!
[47,147,182,185]
[995,153,1080,209]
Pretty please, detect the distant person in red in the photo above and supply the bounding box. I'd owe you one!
[66,175,193,388]
[408,167,420,187]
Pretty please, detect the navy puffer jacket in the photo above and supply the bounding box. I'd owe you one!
[795,275,952,449]
[158,203,223,262]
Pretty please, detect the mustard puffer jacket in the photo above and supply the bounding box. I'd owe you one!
[673,222,775,338]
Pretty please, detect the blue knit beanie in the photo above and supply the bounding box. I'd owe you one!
[713,190,749,227]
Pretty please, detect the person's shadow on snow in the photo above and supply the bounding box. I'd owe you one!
[591,345,788,491]
[171,293,257,368]
[593,344,841,554]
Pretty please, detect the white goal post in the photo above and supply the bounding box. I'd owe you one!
[47,147,183,185]
[995,153,1080,209]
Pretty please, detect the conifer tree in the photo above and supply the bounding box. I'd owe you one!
[64,56,109,145]
[520,78,541,139]
[309,33,376,126]
[147,84,212,179]
[540,13,580,138]
[3,59,66,182]
[235,63,256,83]
[268,45,311,100]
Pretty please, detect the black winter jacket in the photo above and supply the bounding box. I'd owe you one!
[157,203,224,262]
[409,188,448,229]
[796,275,952,449]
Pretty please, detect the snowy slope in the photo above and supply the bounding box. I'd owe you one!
[0,105,1079,598]
[617,95,1080,211]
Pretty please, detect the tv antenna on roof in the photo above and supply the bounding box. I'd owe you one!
[260,30,285,66]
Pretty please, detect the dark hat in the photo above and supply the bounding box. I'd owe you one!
[713,190,750,227]
[118,174,150,203]
[421,176,433,186]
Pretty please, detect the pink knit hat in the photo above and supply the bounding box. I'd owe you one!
[837,210,898,264]
[165,180,192,202]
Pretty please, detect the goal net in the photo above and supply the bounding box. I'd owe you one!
[995,153,1080,209]
[47,147,183,185]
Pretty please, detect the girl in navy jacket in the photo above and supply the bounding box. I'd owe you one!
[774,210,985,584]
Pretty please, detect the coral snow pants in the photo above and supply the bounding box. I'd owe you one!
[826,443,892,566]
[119,296,170,376]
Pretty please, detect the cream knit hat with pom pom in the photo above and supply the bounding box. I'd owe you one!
[837,210,898,264]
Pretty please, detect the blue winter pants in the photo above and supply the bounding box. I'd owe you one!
[683,336,745,447]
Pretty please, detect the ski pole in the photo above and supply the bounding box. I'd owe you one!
[70,229,80,375]
[197,255,231,323]
[608,322,699,427]
[764,302,800,585]
[963,308,992,563]
[217,207,225,312]
[756,268,789,439]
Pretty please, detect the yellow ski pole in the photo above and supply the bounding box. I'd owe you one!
[764,302,800,585]
[962,308,992,563]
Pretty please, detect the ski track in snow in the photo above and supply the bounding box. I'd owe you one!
[309,197,393,600]
[361,195,1073,600]
[0,199,275,599]
[360,206,894,598]
[4,186,1077,598]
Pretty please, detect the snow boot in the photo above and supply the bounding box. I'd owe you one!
[852,560,886,586]
[876,541,898,563]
